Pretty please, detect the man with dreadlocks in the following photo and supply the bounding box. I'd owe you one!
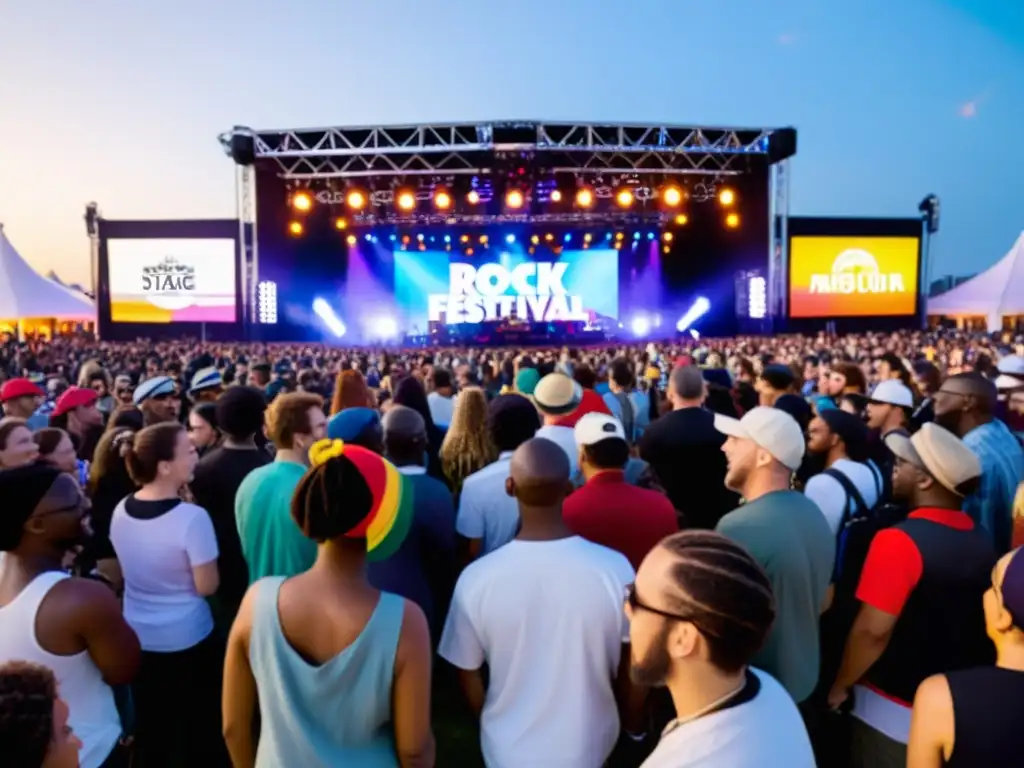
[629,530,814,767]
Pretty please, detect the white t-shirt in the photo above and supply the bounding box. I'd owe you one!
[427,391,454,428]
[803,458,883,535]
[456,452,519,554]
[110,498,219,652]
[439,536,634,768]
[534,424,579,477]
[641,669,815,768]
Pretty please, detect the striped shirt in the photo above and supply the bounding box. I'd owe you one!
[963,419,1024,553]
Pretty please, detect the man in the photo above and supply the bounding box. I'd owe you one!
[49,386,104,464]
[189,386,271,628]
[828,423,995,767]
[1,377,48,430]
[133,376,180,426]
[372,405,456,639]
[755,363,796,407]
[602,358,638,443]
[639,365,736,529]
[714,407,835,704]
[629,531,815,767]
[875,353,910,386]
[866,379,913,437]
[456,394,540,559]
[439,438,636,768]
[0,464,140,768]
[532,372,584,473]
[802,355,820,397]
[235,392,326,582]
[563,413,677,570]
[933,371,1024,552]
[0,661,83,767]
[326,407,384,453]
[188,367,223,404]
[426,367,456,429]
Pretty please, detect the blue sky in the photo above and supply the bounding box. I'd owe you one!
[1,0,1021,287]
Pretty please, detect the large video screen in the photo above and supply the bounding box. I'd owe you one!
[107,238,237,323]
[788,235,920,318]
[393,248,619,328]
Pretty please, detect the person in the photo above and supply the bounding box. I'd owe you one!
[189,386,272,629]
[455,394,539,560]
[81,428,136,591]
[426,367,456,429]
[639,365,736,529]
[109,422,227,767]
[0,464,139,768]
[326,407,384,453]
[0,661,83,767]
[630,530,815,767]
[828,423,996,766]
[235,392,326,581]
[602,358,638,444]
[34,427,80,478]
[329,368,375,414]
[188,367,223,404]
[562,413,678,570]
[372,405,457,640]
[714,407,835,705]
[132,376,179,426]
[439,438,636,768]
[392,376,446,481]
[48,387,103,464]
[906,545,1024,766]
[0,377,48,430]
[532,372,584,474]
[932,371,1024,553]
[865,379,914,438]
[0,416,41,468]
[755,363,796,407]
[187,401,221,454]
[439,386,497,495]
[222,438,434,766]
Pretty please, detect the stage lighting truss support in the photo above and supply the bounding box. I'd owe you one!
[235,164,258,333]
[767,159,791,323]
[221,122,777,181]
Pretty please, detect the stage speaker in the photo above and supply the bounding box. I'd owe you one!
[767,128,797,163]
[229,129,256,166]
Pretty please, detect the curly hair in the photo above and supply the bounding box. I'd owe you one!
[440,387,497,491]
[0,661,58,767]
[330,369,373,416]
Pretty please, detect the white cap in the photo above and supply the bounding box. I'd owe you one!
[869,379,914,408]
[714,407,805,471]
[575,413,626,447]
[995,355,1024,391]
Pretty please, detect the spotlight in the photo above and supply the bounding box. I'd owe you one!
[606,233,613,241]
[719,188,736,206]
[312,298,345,337]
[292,191,312,212]
[725,213,740,229]
[646,232,656,241]
[675,213,689,226]
[576,188,595,208]
[631,316,651,337]
[544,233,554,242]
[346,234,357,246]
[663,232,673,242]
[444,234,451,243]
[506,234,516,244]
[676,297,711,333]
[663,245,671,254]
[531,235,540,245]
[615,231,624,240]
[401,235,411,245]
[563,233,572,243]
[372,316,399,339]
[364,234,372,242]
[434,190,452,210]
[288,221,303,236]
[417,233,425,242]
[550,189,563,203]
[584,233,592,243]
[479,235,488,244]
[334,217,347,230]
[389,234,396,242]
[346,189,367,210]
[460,234,470,244]
[467,190,481,205]
[661,186,683,207]
[466,247,474,256]
[396,190,417,211]
[616,189,635,208]
[506,189,525,209]
[633,232,641,241]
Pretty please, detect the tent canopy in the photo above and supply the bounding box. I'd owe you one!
[928,231,1024,329]
[0,225,95,321]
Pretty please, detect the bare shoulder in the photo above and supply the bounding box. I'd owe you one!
[914,673,953,712]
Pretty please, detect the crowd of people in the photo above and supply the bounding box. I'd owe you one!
[0,327,1023,767]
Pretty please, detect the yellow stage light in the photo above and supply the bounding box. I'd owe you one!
[615,231,624,240]
[334,218,347,231]
[506,189,525,209]
[615,189,634,208]
[550,189,563,203]
[576,188,594,208]
[346,234,357,245]
[288,221,303,236]
[675,214,689,226]
[346,190,367,210]
[663,232,674,242]
[460,234,470,244]
[396,191,416,211]
[662,186,683,207]
[719,188,736,206]
[583,233,592,243]
[479,235,488,244]
[467,190,480,204]
[725,213,740,229]
[292,192,312,212]
[530,235,540,245]
[434,190,452,210]
[544,233,554,242]
[466,247,474,256]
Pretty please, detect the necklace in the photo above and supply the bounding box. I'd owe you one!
[661,677,748,736]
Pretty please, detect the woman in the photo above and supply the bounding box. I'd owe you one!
[105,405,144,434]
[188,402,221,455]
[222,439,434,767]
[330,369,375,415]
[0,417,39,468]
[33,427,87,486]
[392,376,445,483]
[109,422,226,767]
[81,428,137,589]
[439,386,497,494]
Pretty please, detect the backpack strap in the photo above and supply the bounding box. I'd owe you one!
[823,467,871,525]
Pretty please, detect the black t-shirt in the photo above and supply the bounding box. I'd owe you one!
[189,446,272,607]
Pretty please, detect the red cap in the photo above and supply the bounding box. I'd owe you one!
[52,386,99,418]
[0,378,45,402]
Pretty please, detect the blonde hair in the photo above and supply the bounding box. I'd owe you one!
[440,387,497,491]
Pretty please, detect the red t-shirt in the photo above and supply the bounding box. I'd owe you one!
[553,388,612,428]
[562,471,679,570]
[856,507,976,617]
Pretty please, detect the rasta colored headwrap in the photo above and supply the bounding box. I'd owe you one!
[308,439,414,562]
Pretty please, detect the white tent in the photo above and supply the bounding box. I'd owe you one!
[928,231,1024,331]
[0,224,95,321]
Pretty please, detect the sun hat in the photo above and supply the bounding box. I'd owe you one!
[533,372,583,416]
[884,422,982,496]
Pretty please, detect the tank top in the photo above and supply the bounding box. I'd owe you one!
[0,571,121,768]
[946,666,1024,767]
[249,577,405,768]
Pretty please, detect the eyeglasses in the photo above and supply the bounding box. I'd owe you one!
[624,583,715,634]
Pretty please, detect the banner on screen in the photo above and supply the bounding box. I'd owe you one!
[393,249,618,326]
[789,236,920,318]
[107,238,237,323]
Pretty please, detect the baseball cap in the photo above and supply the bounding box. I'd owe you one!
[515,368,541,396]
[189,367,223,394]
[133,376,175,405]
[51,386,99,418]
[533,373,583,416]
[327,407,380,442]
[0,378,44,402]
[869,379,914,409]
[884,422,981,496]
[714,406,805,471]
[575,413,626,447]
[995,355,1024,391]
[999,548,1024,630]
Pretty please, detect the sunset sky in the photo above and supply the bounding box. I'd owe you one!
[1,0,1021,287]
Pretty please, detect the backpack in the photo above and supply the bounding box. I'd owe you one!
[824,463,883,589]
[612,391,636,445]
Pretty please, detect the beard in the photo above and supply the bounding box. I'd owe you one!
[932,409,960,434]
[630,624,673,687]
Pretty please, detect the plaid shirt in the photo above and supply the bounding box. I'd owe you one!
[963,419,1024,553]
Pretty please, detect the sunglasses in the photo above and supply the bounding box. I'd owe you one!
[624,584,715,635]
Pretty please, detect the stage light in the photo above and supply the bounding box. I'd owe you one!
[506,234,516,244]
[401,235,411,245]
[444,234,451,243]
[719,188,736,206]
[396,190,417,212]
[528,246,536,255]
[663,232,674,242]
[748,276,767,319]
[505,189,525,209]
[257,281,278,325]
[576,188,595,208]
[616,189,635,208]
[675,213,689,226]
[434,190,452,210]
[334,217,347,231]
[676,297,711,333]
[631,316,651,337]
[531,235,540,245]
[364,234,372,242]
[662,186,683,207]
[663,245,670,254]
[389,234,396,242]
[466,247,474,256]
[647,232,656,241]
[614,241,622,250]
[372,316,399,339]
[346,234,357,246]
[429,236,435,243]
[550,189,563,203]
[544,233,554,242]
[313,298,346,338]
[418,243,426,251]
[467,190,480,205]
[725,213,740,229]
[345,189,367,210]
[292,192,312,212]
[633,232,641,241]
[615,232,624,240]
[288,221,303,236]
[564,233,572,243]
[479,235,488,244]
[584,233,592,243]
[417,233,425,242]
[460,234,470,244]
[606,233,613,241]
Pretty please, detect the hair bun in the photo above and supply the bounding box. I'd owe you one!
[309,438,345,467]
